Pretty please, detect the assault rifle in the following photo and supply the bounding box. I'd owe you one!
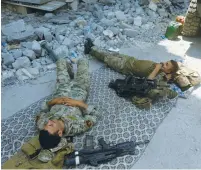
[109,75,169,98]
[64,135,149,167]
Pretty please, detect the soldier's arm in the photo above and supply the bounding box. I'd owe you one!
[148,63,162,80]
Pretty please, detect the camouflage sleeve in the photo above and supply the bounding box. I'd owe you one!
[36,112,50,130]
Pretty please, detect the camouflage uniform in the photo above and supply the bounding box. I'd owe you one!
[37,58,99,136]
[90,47,178,109]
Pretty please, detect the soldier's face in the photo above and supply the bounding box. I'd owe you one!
[161,61,173,73]
[44,120,61,135]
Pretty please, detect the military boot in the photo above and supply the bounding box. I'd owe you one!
[84,38,94,54]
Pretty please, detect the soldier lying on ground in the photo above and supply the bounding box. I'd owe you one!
[36,41,100,149]
[2,41,100,169]
[84,38,201,109]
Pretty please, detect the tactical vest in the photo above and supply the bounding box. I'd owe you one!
[2,136,74,169]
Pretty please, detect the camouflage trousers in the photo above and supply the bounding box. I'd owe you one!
[90,47,177,109]
[54,58,89,101]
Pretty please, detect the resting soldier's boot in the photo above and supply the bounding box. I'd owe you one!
[40,41,74,79]
[84,38,94,54]
[166,89,178,99]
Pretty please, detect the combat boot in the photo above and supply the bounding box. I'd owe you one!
[84,38,94,54]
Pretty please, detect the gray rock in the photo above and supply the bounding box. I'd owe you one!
[2,70,15,81]
[21,42,33,49]
[15,68,32,81]
[32,60,42,69]
[62,38,73,47]
[70,0,79,11]
[7,30,37,43]
[23,49,36,60]
[103,30,114,38]
[76,19,87,28]
[134,16,142,26]
[136,7,144,15]
[32,41,41,56]
[55,34,65,43]
[46,63,57,70]
[107,12,115,19]
[110,27,120,35]
[164,0,171,6]
[115,11,126,21]
[44,13,55,19]
[2,53,15,66]
[26,67,40,77]
[149,1,157,11]
[2,19,25,36]
[40,57,53,65]
[101,18,114,27]
[139,0,149,6]
[54,45,69,57]
[99,0,116,5]
[44,31,53,42]
[12,57,31,69]
[10,49,22,59]
[123,29,139,37]
[35,27,50,39]
[158,8,168,17]
[119,22,133,29]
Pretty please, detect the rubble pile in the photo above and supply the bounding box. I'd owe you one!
[1,0,189,84]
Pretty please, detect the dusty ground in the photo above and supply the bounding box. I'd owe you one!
[2,36,201,168]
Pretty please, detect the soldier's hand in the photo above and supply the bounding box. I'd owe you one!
[155,63,162,71]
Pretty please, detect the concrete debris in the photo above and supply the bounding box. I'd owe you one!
[134,16,142,27]
[44,13,55,19]
[26,67,40,77]
[10,49,22,59]
[15,68,32,81]
[44,31,53,42]
[23,49,36,60]
[149,1,158,12]
[2,70,15,81]
[139,0,149,6]
[1,0,188,83]
[2,53,15,66]
[12,57,31,69]
[115,11,126,21]
[46,63,57,70]
[70,0,79,11]
[123,29,139,37]
[1,19,25,36]
[32,41,42,56]
[103,30,114,38]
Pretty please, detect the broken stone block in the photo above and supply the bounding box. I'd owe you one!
[149,1,157,12]
[44,31,53,42]
[32,41,41,56]
[10,49,22,59]
[2,53,15,66]
[15,69,31,81]
[46,63,56,70]
[103,30,114,38]
[76,19,87,28]
[44,13,55,19]
[158,8,168,17]
[23,49,36,60]
[35,27,50,40]
[101,18,114,27]
[2,70,15,81]
[62,38,72,46]
[21,42,33,49]
[115,11,126,21]
[134,16,142,26]
[110,27,120,35]
[12,57,31,69]
[26,67,40,77]
[123,29,139,37]
[70,0,79,11]
[107,12,115,19]
[99,0,115,5]
[54,45,69,57]
[1,19,26,36]
[7,30,37,43]
[139,0,149,6]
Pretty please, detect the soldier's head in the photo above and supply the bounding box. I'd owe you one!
[39,119,64,149]
[39,130,61,149]
[161,60,179,74]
